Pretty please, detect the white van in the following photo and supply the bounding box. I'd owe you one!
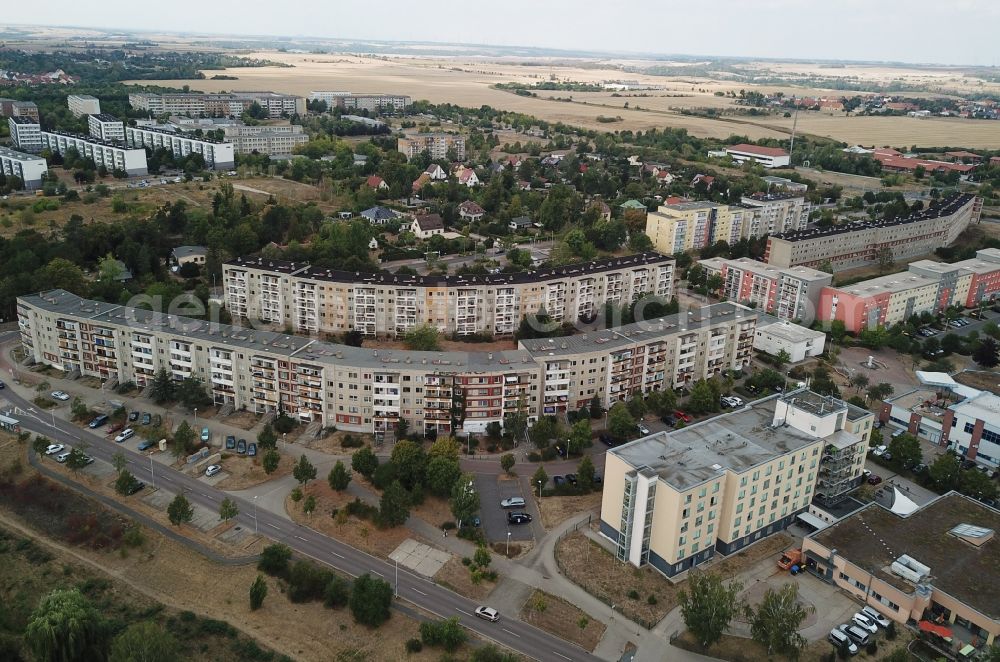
[500,497,525,509]
[829,628,858,655]
[843,624,870,647]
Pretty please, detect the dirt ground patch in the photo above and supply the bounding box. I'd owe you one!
[222,410,262,430]
[703,532,794,579]
[955,370,1000,397]
[434,556,496,601]
[301,430,376,455]
[538,492,602,529]
[520,589,606,652]
[212,447,294,490]
[555,531,674,628]
[410,493,458,529]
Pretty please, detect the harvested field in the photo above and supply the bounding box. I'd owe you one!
[537,492,602,529]
[520,589,606,652]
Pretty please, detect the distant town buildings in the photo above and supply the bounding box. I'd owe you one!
[308,91,411,112]
[397,133,466,161]
[67,94,100,117]
[0,146,48,189]
[87,113,125,143]
[0,98,39,121]
[124,126,235,170]
[128,92,306,118]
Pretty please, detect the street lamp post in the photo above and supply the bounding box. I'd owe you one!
[194,408,198,421]
[149,453,154,488]
[537,480,542,499]
[253,495,258,534]
[506,530,511,556]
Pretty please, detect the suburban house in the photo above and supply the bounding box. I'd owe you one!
[458,200,485,222]
[361,206,399,225]
[412,173,431,193]
[171,246,208,267]
[589,199,612,221]
[509,216,533,232]
[413,213,445,239]
[619,199,647,215]
[366,175,388,190]
[424,164,447,180]
[455,166,480,187]
[691,174,715,189]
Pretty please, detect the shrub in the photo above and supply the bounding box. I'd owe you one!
[647,594,658,605]
[323,576,350,609]
[288,560,334,603]
[527,452,541,462]
[461,557,472,566]
[344,498,378,521]
[341,435,364,448]
[258,544,292,577]
[441,521,456,530]
[627,589,640,599]
[405,639,423,653]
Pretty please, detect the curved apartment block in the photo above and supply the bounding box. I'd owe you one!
[223,252,676,338]
[17,291,755,437]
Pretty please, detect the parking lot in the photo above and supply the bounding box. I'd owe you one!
[474,474,539,543]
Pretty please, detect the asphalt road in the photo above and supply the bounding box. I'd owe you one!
[2,380,597,662]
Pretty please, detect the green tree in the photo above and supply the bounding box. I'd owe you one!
[959,467,999,500]
[257,423,278,450]
[175,377,211,410]
[303,494,317,515]
[449,473,480,526]
[403,324,441,351]
[589,394,603,419]
[532,465,549,494]
[172,420,196,456]
[328,460,352,491]
[688,379,720,415]
[859,325,890,349]
[167,494,194,526]
[350,573,393,626]
[25,588,108,662]
[425,454,461,497]
[390,440,428,490]
[677,572,744,649]
[115,470,139,496]
[974,337,1000,368]
[112,450,127,475]
[607,402,636,442]
[149,367,175,404]
[293,454,317,486]
[568,418,591,455]
[500,453,516,474]
[379,480,411,527]
[577,455,596,492]
[352,445,379,479]
[867,383,894,402]
[65,445,91,474]
[473,544,492,569]
[849,373,870,393]
[625,396,647,420]
[747,583,810,657]
[773,349,791,371]
[928,453,961,491]
[219,497,238,522]
[262,449,280,474]
[258,543,292,575]
[109,621,179,662]
[887,433,922,470]
[420,617,468,652]
[249,575,268,611]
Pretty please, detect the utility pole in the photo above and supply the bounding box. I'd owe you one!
[788,98,800,167]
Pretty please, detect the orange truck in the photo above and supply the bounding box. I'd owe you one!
[777,548,802,570]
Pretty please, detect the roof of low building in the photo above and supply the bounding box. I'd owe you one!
[458,200,485,214]
[414,213,444,231]
[727,143,789,158]
[755,314,826,343]
[172,246,207,259]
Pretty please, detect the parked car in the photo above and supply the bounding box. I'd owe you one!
[661,414,678,427]
[44,444,65,455]
[81,455,94,466]
[725,395,744,407]
[115,429,135,443]
[225,435,236,450]
[593,473,603,486]
[50,390,70,401]
[205,464,222,478]
[913,463,927,474]
[828,628,858,655]
[106,423,124,435]
[637,422,650,435]
[152,414,162,427]
[247,443,258,457]
[141,412,151,425]
[552,475,565,486]
[867,474,883,485]
[124,479,145,496]
[474,606,499,622]
[871,445,887,457]
[55,451,71,463]
[0,380,5,389]
[201,427,211,443]
[852,613,878,634]
[861,606,891,628]
[128,411,139,422]
[566,473,578,485]
[598,432,614,446]
[507,512,532,525]
[137,439,156,452]
[88,415,109,429]
[236,439,247,454]
[500,497,525,509]
[674,410,692,423]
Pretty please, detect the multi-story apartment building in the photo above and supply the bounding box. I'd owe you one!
[700,257,831,324]
[87,113,125,142]
[0,99,40,121]
[223,253,675,338]
[17,291,755,437]
[398,133,466,161]
[67,94,101,117]
[0,146,48,190]
[740,193,810,236]
[8,116,41,152]
[725,143,790,168]
[601,389,872,577]
[308,91,411,112]
[39,130,148,176]
[124,126,235,170]
[221,124,308,155]
[128,92,306,118]
[765,194,982,271]
[817,249,1000,332]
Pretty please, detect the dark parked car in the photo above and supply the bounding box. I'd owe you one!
[593,474,603,486]
[552,475,565,486]
[141,412,151,426]
[566,473,578,485]
[128,411,139,422]
[236,439,247,455]
[507,512,532,525]
[0,380,5,389]
[554,444,567,457]
[868,474,883,485]
[599,433,614,446]
[225,435,236,450]
[88,415,109,429]
[124,479,145,495]
[247,443,258,457]
[137,439,156,452]
[661,414,677,427]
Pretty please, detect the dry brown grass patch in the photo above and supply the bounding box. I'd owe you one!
[519,589,606,652]
[537,492,602,529]
[434,556,496,601]
[212,448,294,490]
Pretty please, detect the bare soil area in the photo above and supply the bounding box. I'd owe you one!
[955,370,1000,397]
[434,556,496,601]
[538,492,602,530]
[301,430,376,455]
[221,410,262,431]
[212,447,294,490]
[520,589,606,652]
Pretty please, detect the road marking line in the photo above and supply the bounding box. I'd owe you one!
[372,571,384,578]
[294,535,308,541]
[501,628,520,638]
[266,523,280,529]
[456,608,473,616]
[331,551,345,559]
[552,652,572,661]
[412,588,427,596]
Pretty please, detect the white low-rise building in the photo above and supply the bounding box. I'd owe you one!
[67,94,101,117]
[8,116,41,152]
[0,146,48,190]
[753,313,826,362]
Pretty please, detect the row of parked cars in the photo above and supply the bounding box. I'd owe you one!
[224,435,258,456]
[42,443,93,466]
[829,606,891,654]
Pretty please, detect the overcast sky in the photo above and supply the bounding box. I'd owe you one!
[8,1,1000,65]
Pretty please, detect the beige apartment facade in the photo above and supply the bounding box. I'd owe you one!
[397,133,466,161]
[223,253,676,338]
[18,291,752,437]
[601,390,872,578]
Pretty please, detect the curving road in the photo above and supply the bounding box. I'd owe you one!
[2,375,598,662]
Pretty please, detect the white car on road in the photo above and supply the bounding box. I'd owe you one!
[114,428,135,443]
[474,606,499,622]
[44,443,65,455]
[50,390,70,401]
